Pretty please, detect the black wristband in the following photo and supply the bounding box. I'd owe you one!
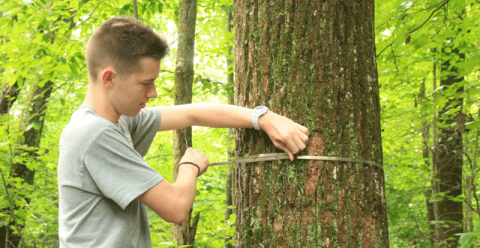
[177,162,200,177]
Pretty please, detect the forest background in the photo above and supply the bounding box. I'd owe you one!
[0,0,479,247]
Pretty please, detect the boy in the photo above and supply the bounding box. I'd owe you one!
[58,16,308,247]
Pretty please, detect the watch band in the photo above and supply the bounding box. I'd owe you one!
[252,106,269,130]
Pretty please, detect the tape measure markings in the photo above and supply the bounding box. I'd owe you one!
[209,153,383,170]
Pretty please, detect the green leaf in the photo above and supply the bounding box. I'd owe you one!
[33,122,41,130]
[466,120,480,131]
[456,232,476,248]
[25,123,34,132]
[69,63,79,77]
[157,3,164,13]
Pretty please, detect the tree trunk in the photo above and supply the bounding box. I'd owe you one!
[132,0,138,19]
[419,80,436,246]
[172,0,199,246]
[1,6,80,245]
[0,79,22,116]
[431,54,441,245]
[6,80,53,248]
[436,44,465,247]
[465,109,479,233]
[234,1,388,247]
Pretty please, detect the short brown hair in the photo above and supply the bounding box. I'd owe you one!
[85,16,169,80]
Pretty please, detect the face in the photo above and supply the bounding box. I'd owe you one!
[108,57,160,117]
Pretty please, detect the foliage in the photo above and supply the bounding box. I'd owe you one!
[456,232,478,247]
[376,0,480,246]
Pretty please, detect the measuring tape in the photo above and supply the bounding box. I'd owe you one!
[209,153,383,170]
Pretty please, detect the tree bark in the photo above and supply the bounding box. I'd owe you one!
[172,0,199,246]
[234,1,388,247]
[0,79,22,116]
[436,44,465,247]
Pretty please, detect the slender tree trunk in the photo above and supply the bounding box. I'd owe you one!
[419,80,436,246]
[425,190,436,246]
[431,53,441,246]
[436,42,465,247]
[6,80,53,248]
[234,1,388,247]
[172,0,199,246]
[465,109,479,233]
[224,7,235,248]
[132,0,138,19]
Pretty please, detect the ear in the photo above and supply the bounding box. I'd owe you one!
[100,68,116,89]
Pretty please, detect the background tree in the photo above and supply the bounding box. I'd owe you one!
[223,4,235,248]
[233,0,388,246]
[172,0,200,246]
[436,29,465,247]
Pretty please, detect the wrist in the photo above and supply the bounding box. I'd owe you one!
[177,162,200,177]
[252,106,269,130]
[258,111,273,131]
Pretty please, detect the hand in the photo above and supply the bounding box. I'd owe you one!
[179,148,209,176]
[259,111,309,161]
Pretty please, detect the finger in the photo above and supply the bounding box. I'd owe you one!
[274,141,295,161]
[297,129,309,144]
[292,135,306,151]
[297,124,309,135]
[282,139,299,161]
[284,136,299,153]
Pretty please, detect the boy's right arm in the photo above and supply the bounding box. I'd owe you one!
[137,148,208,224]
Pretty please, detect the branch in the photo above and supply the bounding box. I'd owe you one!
[377,0,449,57]
[161,69,227,85]
[407,0,449,35]
[77,0,107,28]
[377,43,392,58]
[145,154,174,161]
[391,46,400,73]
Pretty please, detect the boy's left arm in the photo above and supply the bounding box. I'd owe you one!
[157,103,309,160]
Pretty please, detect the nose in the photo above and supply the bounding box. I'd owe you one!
[147,84,158,99]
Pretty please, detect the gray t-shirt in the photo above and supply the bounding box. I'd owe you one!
[58,104,163,248]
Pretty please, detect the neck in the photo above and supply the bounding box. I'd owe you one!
[84,82,121,123]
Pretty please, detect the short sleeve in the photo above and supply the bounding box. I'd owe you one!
[120,107,161,156]
[84,128,163,209]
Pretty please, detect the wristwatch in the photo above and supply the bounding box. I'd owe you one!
[252,106,269,130]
